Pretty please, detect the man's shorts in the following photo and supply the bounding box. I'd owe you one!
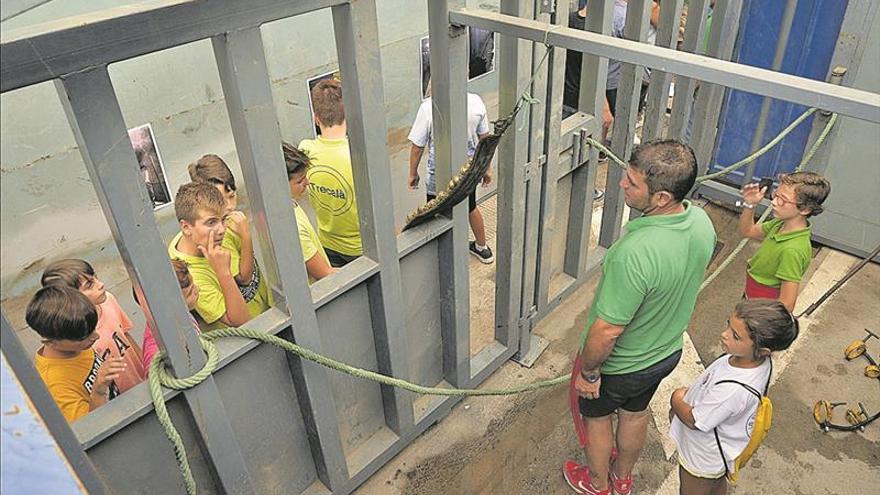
[426,191,477,212]
[579,350,682,418]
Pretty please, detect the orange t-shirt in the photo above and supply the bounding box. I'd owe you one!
[94,292,145,392]
[34,348,119,422]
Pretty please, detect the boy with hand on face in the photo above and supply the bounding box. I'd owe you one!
[739,172,831,311]
[168,182,271,330]
[188,154,256,287]
[27,285,126,422]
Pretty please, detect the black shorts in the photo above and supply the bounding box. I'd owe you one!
[426,191,477,212]
[579,350,682,418]
[324,248,359,268]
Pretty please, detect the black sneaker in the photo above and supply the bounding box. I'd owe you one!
[469,241,494,264]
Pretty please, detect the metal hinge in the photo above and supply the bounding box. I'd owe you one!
[517,305,538,331]
[523,154,547,182]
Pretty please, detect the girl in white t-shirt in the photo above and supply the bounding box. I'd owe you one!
[669,299,799,494]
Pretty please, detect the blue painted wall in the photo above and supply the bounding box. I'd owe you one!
[710,0,848,184]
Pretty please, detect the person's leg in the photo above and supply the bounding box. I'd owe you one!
[612,408,650,479]
[678,465,720,495]
[708,478,727,495]
[468,193,487,247]
[584,415,614,491]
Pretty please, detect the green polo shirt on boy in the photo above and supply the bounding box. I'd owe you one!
[168,231,271,330]
[747,218,812,288]
[580,201,716,375]
[299,136,362,257]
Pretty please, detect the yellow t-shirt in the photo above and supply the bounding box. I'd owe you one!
[34,348,118,423]
[168,231,271,330]
[299,136,362,256]
[294,202,330,284]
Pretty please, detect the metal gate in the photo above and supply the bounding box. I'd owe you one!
[2,1,879,494]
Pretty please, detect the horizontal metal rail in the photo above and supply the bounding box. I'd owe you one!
[449,8,880,123]
[0,0,347,93]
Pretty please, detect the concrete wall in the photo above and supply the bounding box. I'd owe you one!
[0,0,501,306]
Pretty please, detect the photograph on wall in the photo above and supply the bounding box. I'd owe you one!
[419,36,431,99]
[468,27,495,80]
[127,123,171,209]
[307,69,342,137]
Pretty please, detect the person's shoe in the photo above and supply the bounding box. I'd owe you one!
[593,189,605,202]
[609,469,633,495]
[469,241,494,264]
[563,460,612,495]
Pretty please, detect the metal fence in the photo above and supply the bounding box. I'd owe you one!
[1,0,879,494]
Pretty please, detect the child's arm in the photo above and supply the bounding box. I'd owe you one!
[306,252,336,281]
[408,144,424,190]
[201,230,251,327]
[739,183,767,240]
[670,387,697,429]
[90,356,125,411]
[779,281,799,311]
[226,211,255,284]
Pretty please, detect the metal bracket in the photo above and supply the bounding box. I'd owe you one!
[517,305,538,331]
[523,154,547,182]
[512,334,550,368]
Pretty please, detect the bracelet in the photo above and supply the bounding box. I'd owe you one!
[735,200,756,209]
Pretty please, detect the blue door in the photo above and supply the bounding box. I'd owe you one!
[709,0,848,185]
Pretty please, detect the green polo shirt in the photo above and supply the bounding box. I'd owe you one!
[747,218,812,288]
[580,201,717,375]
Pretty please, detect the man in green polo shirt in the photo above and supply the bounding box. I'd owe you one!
[563,140,716,495]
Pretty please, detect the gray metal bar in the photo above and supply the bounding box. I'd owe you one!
[691,0,743,169]
[495,0,532,349]
[211,27,349,489]
[427,0,471,388]
[576,0,613,118]
[667,0,710,141]
[446,8,878,122]
[331,0,415,434]
[744,0,798,183]
[0,0,348,93]
[642,0,684,141]
[564,127,600,277]
[395,218,455,259]
[534,0,568,319]
[599,0,653,247]
[55,67,254,494]
[517,0,550,361]
[0,313,109,494]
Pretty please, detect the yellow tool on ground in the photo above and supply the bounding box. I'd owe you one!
[812,400,879,432]
[844,329,880,379]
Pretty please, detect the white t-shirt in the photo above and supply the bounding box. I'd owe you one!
[407,93,490,195]
[669,355,771,477]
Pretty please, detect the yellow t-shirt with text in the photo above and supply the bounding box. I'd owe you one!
[35,348,118,423]
[299,136,362,256]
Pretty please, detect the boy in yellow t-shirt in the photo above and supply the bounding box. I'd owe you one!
[168,182,271,330]
[283,142,335,283]
[299,78,362,267]
[27,285,125,423]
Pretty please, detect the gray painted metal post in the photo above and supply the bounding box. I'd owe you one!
[517,0,550,362]
[496,0,533,350]
[565,0,612,277]
[211,28,349,490]
[55,68,255,494]
[534,0,569,319]
[427,0,471,387]
[801,0,880,173]
[0,314,109,494]
[744,0,798,183]
[642,0,684,142]
[690,0,743,169]
[599,0,653,246]
[332,0,415,434]
[667,0,710,141]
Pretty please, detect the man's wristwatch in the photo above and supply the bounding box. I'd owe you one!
[580,369,601,384]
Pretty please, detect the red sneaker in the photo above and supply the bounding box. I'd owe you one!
[609,469,633,495]
[563,460,612,495]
